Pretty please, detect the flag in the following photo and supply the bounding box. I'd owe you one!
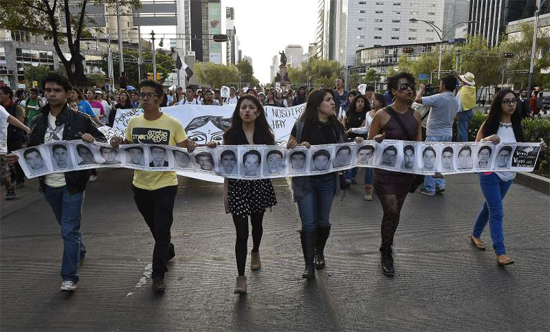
[176,54,193,79]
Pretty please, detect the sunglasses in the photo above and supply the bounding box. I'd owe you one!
[397,83,414,90]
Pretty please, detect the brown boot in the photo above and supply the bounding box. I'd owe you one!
[251,251,261,271]
[234,276,247,294]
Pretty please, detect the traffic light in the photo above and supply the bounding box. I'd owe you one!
[156,73,163,81]
[147,72,154,80]
[403,47,414,54]
[503,52,514,58]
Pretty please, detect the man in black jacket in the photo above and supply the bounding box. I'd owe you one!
[517,89,530,119]
[6,72,105,292]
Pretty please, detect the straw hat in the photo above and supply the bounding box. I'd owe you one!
[460,72,475,86]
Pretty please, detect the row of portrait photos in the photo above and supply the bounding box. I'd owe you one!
[14,140,541,180]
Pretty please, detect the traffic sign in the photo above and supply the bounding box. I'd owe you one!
[418,74,430,81]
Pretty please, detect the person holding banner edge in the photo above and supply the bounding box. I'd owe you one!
[287,88,346,279]
[368,72,423,276]
[110,80,198,292]
[6,72,106,292]
[471,88,546,266]
[207,94,277,294]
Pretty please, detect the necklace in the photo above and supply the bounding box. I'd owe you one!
[499,122,512,128]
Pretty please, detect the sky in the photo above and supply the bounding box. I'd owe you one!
[143,0,318,84]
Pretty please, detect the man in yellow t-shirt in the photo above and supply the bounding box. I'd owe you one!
[110,80,197,292]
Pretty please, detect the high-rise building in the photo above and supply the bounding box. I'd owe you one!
[468,0,550,47]
[226,7,240,65]
[270,55,279,83]
[190,0,226,64]
[285,45,306,68]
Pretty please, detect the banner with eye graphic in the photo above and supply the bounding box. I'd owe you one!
[14,140,543,182]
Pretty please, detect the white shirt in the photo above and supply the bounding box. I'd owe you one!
[225,96,238,105]
[44,112,66,187]
[0,105,9,154]
[495,123,517,182]
[176,98,199,105]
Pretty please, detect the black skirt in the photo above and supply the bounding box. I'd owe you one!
[228,179,277,216]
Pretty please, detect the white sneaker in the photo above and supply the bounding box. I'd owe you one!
[89,175,98,182]
[60,280,78,291]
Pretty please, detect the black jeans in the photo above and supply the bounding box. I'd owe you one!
[8,137,25,184]
[232,212,264,276]
[132,185,178,279]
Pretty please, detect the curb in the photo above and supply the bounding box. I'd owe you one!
[515,172,550,195]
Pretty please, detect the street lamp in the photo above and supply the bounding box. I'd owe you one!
[409,18,476,79]
[527,0,547,97]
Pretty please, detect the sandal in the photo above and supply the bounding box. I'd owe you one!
[497,255,514,266]
[470,235,486,250]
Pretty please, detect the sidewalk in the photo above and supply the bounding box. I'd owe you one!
[1,169,549,331]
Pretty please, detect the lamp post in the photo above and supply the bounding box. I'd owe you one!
[151,31,156,81]
[527,0,547,97]
[409,19,476,79]
[115,0,124,75]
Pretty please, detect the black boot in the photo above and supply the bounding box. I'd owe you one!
[300,231,316,279]
[380,246,394,276]
[315,226,331,269]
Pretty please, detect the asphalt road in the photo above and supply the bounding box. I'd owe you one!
[1,169,549,331]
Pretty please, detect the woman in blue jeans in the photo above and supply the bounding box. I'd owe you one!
[287,89,346,279]
[472,89,546,265]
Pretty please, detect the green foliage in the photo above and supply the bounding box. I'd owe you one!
[195,62,240,88]
[24,65,52,87]
[348,73,361,90]
[100,50,174,87]
[86,72,106,86]
[500,23,550,89]
[397,48,453,81]
[363,69,382,85]
[236,60,259,87]
[459,35,503,87]
[288,58,343,88]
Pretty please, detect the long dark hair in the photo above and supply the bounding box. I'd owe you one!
[373,93,387,109]
[347,94,371,116]
[117,90,133,109]
[300,89,345,137]
[482,89,524,142]
[223,95,275,145]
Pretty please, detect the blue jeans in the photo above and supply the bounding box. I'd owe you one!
[43,185,86,283]
[345,167,373,185]
[423,135,452,193]
[457,109,473,142]
[472,173,513,255]
[296,175,336,232]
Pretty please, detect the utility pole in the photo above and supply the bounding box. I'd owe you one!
[152,31,157,81]
[527,0,544,96]
[137,26,142,81]
[116,0,124,75]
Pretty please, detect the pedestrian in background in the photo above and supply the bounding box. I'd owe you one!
[210,95,277,294]
[110,90,133,127]
[368,73,422,276]
[517,89,530,119]
[456,72,476,141]
[343,94,371,185]
[25,88,42,126]
[0,86,27,189]
[471,88,546,266]
[415,75,459,196]
[287,89,346,279]
[293,85,308,105]
[74,89,103,127]
[334,76,349,119]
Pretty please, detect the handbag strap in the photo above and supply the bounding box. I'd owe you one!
[385,106,414,141]
[295,120,304,143]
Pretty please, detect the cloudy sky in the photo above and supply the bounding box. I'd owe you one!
[144,0,317,84]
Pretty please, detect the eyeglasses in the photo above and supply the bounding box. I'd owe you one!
[397,83,413,91]
[139,92,158,99]
[502,99,517,105]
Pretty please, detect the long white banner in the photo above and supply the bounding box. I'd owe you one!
[108,103,306,145]
[14,140,542,182]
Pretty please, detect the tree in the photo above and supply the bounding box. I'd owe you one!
[500,23,550,89]
[100,50,175,87]
[86,72,106,87]
[363,69,382,85]
[348,73,361,90]
[24,65,52,88]
[288,58,344,88]
[236,59,260,87]
[459,35,503,87]
[195,62,240,88]
[0,0,141,86]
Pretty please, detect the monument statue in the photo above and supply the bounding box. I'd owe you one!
[279,51,287,67]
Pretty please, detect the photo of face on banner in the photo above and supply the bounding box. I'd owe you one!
[287,148,309,175]
[172,149,192,169]
[149,146,169,168]
[475,145,493,170]
[125,146,145,166]
[51,143,73,170]
[494,145,514,169]
[217,148,238,175]
[378,144,398,168]
[99,146,122,165]
[310,147,333,173]
[399,144,416,171]
[456,145,474,170]
[193,150,215,172]
[75,143,99,166]
[264,149,285,176]
[333,145,352,169]
[21,146,50,175]
[240,149,262,177]
[355,144,376,166]
[440,145,455,172]
[421,146,437,172]
[185,116,231,146]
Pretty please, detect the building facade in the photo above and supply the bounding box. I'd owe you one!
[285,44,306,68]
